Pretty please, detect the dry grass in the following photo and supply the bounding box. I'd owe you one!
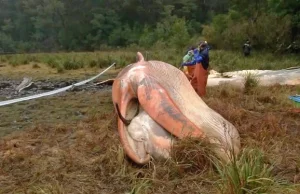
[0,82,300,193]
[0,62,119,81]
[0,90,113,137]
[205,85,300,183]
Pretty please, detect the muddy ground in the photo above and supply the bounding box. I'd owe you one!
[0,77,110,100]
[0,77,112,137]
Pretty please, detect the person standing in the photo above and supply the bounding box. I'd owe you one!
[181,41,210,97]
[182,47,195,80]
[243,40,251,56]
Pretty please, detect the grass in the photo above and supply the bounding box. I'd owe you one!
[0,61,119,81]
[243,72,260,94]
[215,148,275,194]
[210,50,300,72]
[0,49,300,193]
[0,50,137,73]
[0,82,300,193]
[0,90,113,137]
[0,49,299,75]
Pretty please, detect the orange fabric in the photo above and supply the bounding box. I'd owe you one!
[289,108,300,113]
[184,65,195,81]
[183,66,190,79]
[187,65,195,76]
[190,63,208,97]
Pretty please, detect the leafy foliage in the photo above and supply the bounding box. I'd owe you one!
[0,0,299,53]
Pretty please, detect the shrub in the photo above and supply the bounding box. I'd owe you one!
[89,60,97,68]
[215,148,275,194]
[63,60,84,70]
[202,11,292,52]
[47,58,60,68]
[56,64,64,73]
[32,63,40,68]
[243,72,259,93]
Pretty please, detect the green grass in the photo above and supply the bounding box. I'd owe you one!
[243,72,260,94]
[0,50,138,72]
[215,148,276,194]
[210,50,300,72]
[1,49,299,73]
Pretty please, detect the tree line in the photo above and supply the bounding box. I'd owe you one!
[0,0,299,53]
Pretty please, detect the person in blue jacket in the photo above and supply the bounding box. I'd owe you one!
[182,41,209,69]
[181,41,210,96]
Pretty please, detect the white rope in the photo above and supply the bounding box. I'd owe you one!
[0,63,116,107]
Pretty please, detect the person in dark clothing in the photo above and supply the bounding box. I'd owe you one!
[243,40,251,56]
[198,41,210,70]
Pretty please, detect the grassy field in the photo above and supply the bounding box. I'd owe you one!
[0,50,300,193]
[0,49,299,76]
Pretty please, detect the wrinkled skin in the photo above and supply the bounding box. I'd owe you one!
[127,108,174,160]
[112,52,241,164]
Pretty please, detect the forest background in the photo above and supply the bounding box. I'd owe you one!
[0,0,299,54]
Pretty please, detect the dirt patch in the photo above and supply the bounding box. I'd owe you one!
[0,77,111,101]
[0,67,115,136]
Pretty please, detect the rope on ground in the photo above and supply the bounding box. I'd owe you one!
[0,63,116,107]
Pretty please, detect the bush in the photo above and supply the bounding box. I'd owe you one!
[63,60,84,70]
[202,11,292,52]
[89,60,97,68]
[32,63,40,68]
[243,72,259,94]
[0,56,7,62]
[56,64,64,73]
[215,148,276,194]
[97,57,109,68]
[47,58,60,68]
[139,16,191,52]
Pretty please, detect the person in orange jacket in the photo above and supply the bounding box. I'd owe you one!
[181,41,210,97]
